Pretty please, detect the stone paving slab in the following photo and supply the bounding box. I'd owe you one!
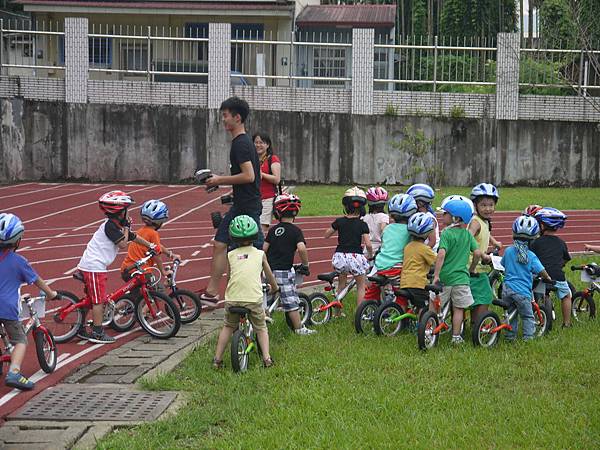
[0,422,90,450]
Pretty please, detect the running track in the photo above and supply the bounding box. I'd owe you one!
[0,181,599,418]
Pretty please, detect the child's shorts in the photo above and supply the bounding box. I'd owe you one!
[81,270,108,305]
[332,252,370,276]
[224,302,267,331]
[440,284,474,309]
[554,280,572,300]
[272,270,300,312]
[401,288,430,309]
[0,319,27,345]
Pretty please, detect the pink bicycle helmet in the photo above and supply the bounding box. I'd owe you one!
[366,187,388,205]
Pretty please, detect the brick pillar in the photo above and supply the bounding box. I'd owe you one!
[496,33,520,120]
[351,28,374,115]
[64,17,88,104]
[208,23,231,109]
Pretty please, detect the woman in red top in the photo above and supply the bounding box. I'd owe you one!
[253,132,281,234]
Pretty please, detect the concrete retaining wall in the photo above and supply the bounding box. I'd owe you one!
[1,97,599,186]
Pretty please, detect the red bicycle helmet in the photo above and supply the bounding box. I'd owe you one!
[274,193,302,218]
[523,204,543,217]
[98,191,134,215]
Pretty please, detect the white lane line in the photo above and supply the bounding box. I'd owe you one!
[0,183,66,200]
[0,182,35,191]
[64,267,78,275]
[164,191,228,225]
[23,185,156,225]
[191,250,200,257]
[55,233,66,238]
[7,184,117,211]
[72,184,200,232]
[179,259,189,267]
[36,239,50,245]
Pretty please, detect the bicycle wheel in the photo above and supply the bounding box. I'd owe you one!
[170,289,202,324]
[136,291,181,339]
[488,270,503,300]
[34,328,57,373]
[374,302,405,337]
[231,329,249,373]
[354,300,379,334]
[418,311,440,351]
[472,311,500,347]
[43,290,84,344]
[309,293,331,325]
[533,301,552,337]
[285,293,313,330]
[110,295,137,332]
[572,291,597,322]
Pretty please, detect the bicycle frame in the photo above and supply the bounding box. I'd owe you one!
[238,316,257,355]
[1,296,54,357]
[166,259,181,295]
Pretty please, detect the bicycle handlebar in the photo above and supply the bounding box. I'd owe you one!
[571,265,585,271]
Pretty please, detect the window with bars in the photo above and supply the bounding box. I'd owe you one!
[58,36,112,66]
[313,47,346,85]
[184,23,208,61]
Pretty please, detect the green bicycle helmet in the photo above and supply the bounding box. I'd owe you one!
[229,215,259,240]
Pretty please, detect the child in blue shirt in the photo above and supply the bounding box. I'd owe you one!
[501,216,552,341]
[0,213,58,390]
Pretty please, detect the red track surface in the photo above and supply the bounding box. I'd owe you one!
[0,182,599,418]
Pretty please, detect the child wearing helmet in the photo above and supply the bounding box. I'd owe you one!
[530,207,572,328]
[399,213,437,310]
[406,183,439,250]
[432,196,482,344]
[501,216,552,340]
[77,191,155,344]
[468,183,502,322]
[213,215,278,368]
[264,194,316,335]
[363,187,389,254]
[120,200,181,283]
[364,194,417,306]
[324,187,373,313]
[0,213,58,390]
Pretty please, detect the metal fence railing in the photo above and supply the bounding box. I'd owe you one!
[373,36,497,92]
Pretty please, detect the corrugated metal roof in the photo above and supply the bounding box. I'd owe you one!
[15,0,292,11]
[296,4,396,28]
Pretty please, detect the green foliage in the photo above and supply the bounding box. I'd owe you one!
[411,0,428,37]
[449,105,466,119]
[384,104,399,116]
[441,0,516,37]
[519,55,577,95]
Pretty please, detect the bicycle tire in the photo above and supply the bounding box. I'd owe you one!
[488,270,503,300]
[373,302,405,337]
[34,328,57,373]
[136,290,181,339]
[170,289,202,324]
[231,329,249,373]
[44,290,84,344]
[533,301,552,337]
[472,311,500,347]
[308,292,331,325]
[572,291,596,322]
[285,293,313,331]
[354,300,379,334]
[110,295,137,332]
[418,310,440,351]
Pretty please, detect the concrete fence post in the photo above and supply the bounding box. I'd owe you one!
[64,17,88,104]
[208,23,231,109]
[351,28,374,115]
[496,32,520,120]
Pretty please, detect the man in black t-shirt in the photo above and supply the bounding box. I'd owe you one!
[201,97,262,303]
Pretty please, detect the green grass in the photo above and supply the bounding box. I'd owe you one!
[99,255,600,449]
[294,185,600,216]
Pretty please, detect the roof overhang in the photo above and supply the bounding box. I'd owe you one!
[296,4,396,28]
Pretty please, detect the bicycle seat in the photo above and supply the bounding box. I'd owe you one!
[395,289,414,301]
[229,306,251,316]
[426,284,442,294]
[368,274,388,285]
[72,270,85,283]
[492,298,512,309]
[317,272,338,283]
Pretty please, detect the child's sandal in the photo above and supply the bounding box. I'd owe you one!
[262,357,275,368]
[212,358,224,369]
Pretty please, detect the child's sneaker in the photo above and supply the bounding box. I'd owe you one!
[295,326,317,335]
[265,316,274,325]
[76,327,91,340]
[212,358,224,370]
[88,330,116,344]
[5,371,35,390]
[263,357,275,368]
[451,335,464,345]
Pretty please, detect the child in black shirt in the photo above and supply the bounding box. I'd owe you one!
[324,187,373,315]
[264,194,315,335]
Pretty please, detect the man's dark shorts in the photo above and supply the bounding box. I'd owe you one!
[214,205,264,249]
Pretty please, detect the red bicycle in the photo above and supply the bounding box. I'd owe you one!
[46,250,181,343]
[1,294,58,374]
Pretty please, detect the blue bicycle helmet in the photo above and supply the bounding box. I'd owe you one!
[407,212,435,238]
[388,194,417,218]
[512,215,540,240]
[0,213,25,245]
[406,183,435,203]
[141,200,169,224]
[440,196,474,224]
[470,183,499,203]
[534,207,567,230]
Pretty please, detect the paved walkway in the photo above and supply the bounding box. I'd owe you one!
[0,309,223,450]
